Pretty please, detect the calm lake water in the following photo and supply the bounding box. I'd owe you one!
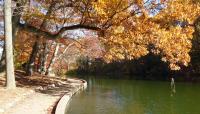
[66,77,200,114]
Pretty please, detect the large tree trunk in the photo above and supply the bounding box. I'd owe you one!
[0,44,6,73]
[4,0,16,89]
[38,41,47,74]
[11,1,28,41]
[26,38,39,76]
[37,48,42,73]
[41,41,51,75]
[12,7,20,40]
[45,42,74,76]
[45,43,60,76]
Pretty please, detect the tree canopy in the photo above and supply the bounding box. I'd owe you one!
[1,0,200,75]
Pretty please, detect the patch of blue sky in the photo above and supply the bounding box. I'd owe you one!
[0,21,3,35]
[128,4,141,13]
[0,1,3,12]
[63,22,80,27]
[0,0,3,5]
[0,41,3,58]
[144,0,166,17]
[62,29,97,39]
[20,18,26,24]
[58,8,73,18]
[0,0,98,40]
[63,29,89,39]
[31,0,47,15]
[127,0,165,17]
[0,40,3,47]
[48,24,63,33]
[0,21,3,26]
[0,0,3,58]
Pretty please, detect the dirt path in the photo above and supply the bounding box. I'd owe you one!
[0,70,85,114]
[1,80,84,114]
[0,88,34,114]
[5,92,59,114]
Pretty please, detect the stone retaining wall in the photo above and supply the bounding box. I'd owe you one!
[55,79,87,114]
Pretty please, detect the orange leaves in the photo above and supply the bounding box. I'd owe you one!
[92,0,131,24]
[152,25,193,70]
[101,0,199,70]
[147,0,200,70]
[135,0,143,4]
[14,30,36,63]
[156,0,200,24]
[114,26,125,34]
[16,0,200,71]
[102,21,150,62]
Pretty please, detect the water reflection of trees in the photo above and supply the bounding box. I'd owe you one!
[89,79,200,114]
[76,54,170,80]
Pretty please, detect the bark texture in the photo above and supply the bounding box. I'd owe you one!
[45,43,60,76]
[26,38,39,76]
[4,0,16,89]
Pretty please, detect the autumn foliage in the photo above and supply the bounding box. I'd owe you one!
[97,0,200,70]
[2,0,200,76]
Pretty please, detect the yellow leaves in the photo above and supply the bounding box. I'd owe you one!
[92,0,131,23]
[103,24,150,61]
[135,0,144,7]
[161,57,167,62]
[170,63,181,70]
[28,0,199,71]
[156,0,200,24]
[92,0,117,15]
[102,5,196,70]
[93,2,106,15]
[114,26,125,34]
[91,0,199,71]
[157,39,191,69]
[116,53,125,59]
[154,24,192,69]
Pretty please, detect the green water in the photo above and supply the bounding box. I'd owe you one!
[66,77,200,114]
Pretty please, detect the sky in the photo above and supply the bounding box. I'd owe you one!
[0,0,3,34]
[0,0,3,58]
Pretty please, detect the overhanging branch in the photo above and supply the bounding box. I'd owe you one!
[19,23,102,39]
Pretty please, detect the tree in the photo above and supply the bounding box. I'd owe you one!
[99,0,200,70]
[4,0,16,89]
[10,0,200,76]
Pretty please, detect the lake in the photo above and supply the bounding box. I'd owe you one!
[66,77,200,114]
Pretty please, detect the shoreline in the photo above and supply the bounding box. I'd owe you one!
[0,72,87,114]
[55,79,87,114]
